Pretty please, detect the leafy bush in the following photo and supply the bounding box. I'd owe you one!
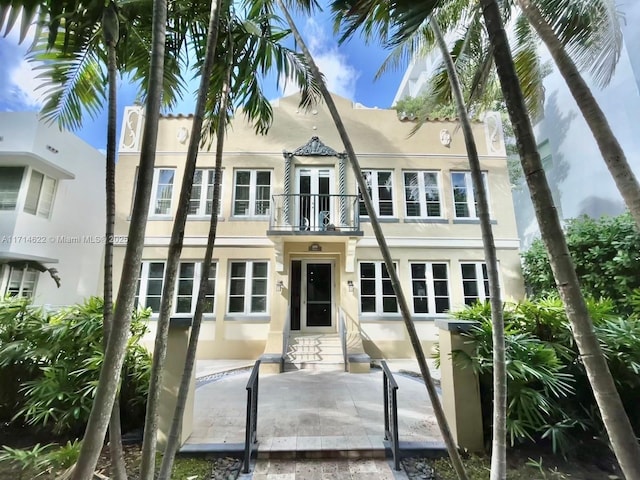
[0,296,151,436]
[0,440,81,479]
[522,212,640,313]
[452,297,640,454]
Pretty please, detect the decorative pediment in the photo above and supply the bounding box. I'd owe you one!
[289,136,340,157]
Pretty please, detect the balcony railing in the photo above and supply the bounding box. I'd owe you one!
[268,193,361,233]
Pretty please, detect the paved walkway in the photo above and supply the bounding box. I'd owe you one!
[185,360,443,456]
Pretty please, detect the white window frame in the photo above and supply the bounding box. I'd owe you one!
[403,171,442,218]
[461,262,491,305]
[0,167,25,211]
[232,170,272,217]
[5,265,39,297]
[135,261,217,316]
[24,170,57,218]
[410,262,450,315]
[451,171,489,219]
[189,169,223,217]
[150,168,176,217]
[227,260,269,315]
[358,170,395,217]
[358,261,399,316]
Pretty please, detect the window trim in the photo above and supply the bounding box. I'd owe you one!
[188,169,223,218]
[358,261,400,316]
[358,170,396,218]
[226,260,270,315]
[403,170,443,219]
[460,262,491,306]
[451,171,489,219]
[232,169,272,218]
[135,260,217,317]
[150,168,176,218]
[5,265,39,297]
[410,261,450,316]
[0,167,25,211]
[24,170,57,218]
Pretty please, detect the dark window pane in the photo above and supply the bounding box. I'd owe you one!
[435,298,450,313]
[229,297,244,312]
[253,262,268,278]
[411,263,426,278]
[432,264,447,278]
[382,297,398,312]
[463,281,478,297]
[361,297,375,313]
[176,297,192,313]
[414,298,428,313]
[230,279,245,295]
[461,264,476,279]
[360,263,375,278]
[231,262,246,277]
[361,279,376,296]
[251,296,266,312]
[434,280,448,296]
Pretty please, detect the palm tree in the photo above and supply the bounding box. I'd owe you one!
[515,0,640,228]
[330,0,640,478]
[277,1,470,479]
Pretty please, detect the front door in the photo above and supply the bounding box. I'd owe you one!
[301,261,334,331]
[296,167,334,231]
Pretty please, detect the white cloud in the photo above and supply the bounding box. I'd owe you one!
[10,57,45,108]
[282,18,359,100]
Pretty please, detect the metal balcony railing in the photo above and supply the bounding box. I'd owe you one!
[268,193,360,233]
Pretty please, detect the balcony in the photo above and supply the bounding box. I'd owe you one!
[267,194,362,236]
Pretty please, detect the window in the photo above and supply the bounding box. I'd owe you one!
[151,169,175,215]
[404,171,441,218]
[358,170,394,217]
[24,170,56,217]
[0,167,24,211]
[461,262,490,305]
[411,263,450,314]
[6,266,38,297]
[233,170,271,216]
[189,169,222,216]
[135,261,216,315]
[451,171,488,218]
[228,261,268,314]
[359,261,398,314]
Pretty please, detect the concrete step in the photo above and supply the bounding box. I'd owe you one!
[286,344,344,354]
[283,361,346,372]
[285,352,344,363]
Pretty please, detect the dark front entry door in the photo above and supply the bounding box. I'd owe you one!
[303,262,333,329]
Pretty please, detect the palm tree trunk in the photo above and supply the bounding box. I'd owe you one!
[138,1,223,478]
[277,2,469,479]
[517,0,640,229]
[104,26,128,480]
[430,19,507,480]
[71,0,169,477]
[480,1,640,478]
[157,33,231,480]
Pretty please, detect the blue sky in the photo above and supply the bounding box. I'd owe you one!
[0,7,404,151]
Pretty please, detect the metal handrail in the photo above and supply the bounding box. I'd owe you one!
[339,308,347,372]
[243,359,261,473]
[381,361,400,471]
[269,193,360,232]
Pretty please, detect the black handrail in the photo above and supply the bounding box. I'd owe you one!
[381,361,400,471]
[243,359,261,473]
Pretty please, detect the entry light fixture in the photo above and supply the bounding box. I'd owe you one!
[347,280,354,292]
[276,280,285,292]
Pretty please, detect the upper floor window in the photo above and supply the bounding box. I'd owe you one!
[24,171,57,218]
[228,260,268,314]
[6,265,38,297]
[461,262,490,305]
[358,170,394,217]
[359,261,398,314]
[135,261,216,315]
[404,171,441,218]
[0,167,24,211]
[233,170,271,217]
[151,169,175,216]
[410,262,450,314]
[189,169,222,216]
[451,171,488,218]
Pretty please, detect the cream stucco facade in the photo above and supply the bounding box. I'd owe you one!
[114,93,523,367]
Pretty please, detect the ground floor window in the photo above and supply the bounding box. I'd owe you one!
[410,262,450,314]
[228,261,268,314]
[5,265,38,297]
[135,261,216,315]
[359,261,398,314]
[461,262,490,305]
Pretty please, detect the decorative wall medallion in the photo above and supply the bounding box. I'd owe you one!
[177,127,189,144]
[439,129,452,148]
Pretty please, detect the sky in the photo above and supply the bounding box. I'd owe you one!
[0,6,405,151]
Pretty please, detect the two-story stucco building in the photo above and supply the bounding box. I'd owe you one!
[0,112,105,305]
[114,93,523,371]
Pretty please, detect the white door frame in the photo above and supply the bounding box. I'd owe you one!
[295,167,335,230]
[301,259,335,332]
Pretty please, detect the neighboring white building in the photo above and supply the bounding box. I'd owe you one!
[0,112,106,304]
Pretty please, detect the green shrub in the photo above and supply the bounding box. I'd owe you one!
[0,296,151,436]
[452,297,640,454]
[0,440,81,479]
[521,212,640,314]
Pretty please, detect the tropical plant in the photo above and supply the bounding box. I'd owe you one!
[522,212,640,314]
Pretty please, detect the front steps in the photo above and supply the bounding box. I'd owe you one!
[284,334,346,372]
